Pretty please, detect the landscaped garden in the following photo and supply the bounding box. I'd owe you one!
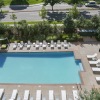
[0,13,100,43]
[0,2,100,43]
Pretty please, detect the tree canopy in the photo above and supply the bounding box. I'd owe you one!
[69,4,80,19]
[10,13,17,27]
[80,88,100,100]
[0,0,4,12]
[64,14,75,33]
[43,0,63,11]
[39,6,47,20]
[66,0,82,4]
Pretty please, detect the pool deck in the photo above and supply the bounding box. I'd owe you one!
[0,41,100,99]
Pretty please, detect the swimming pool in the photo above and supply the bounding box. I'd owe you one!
[0,52,83,84]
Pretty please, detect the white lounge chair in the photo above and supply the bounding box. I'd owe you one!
[27,45,31,49]
[20,44,23,49]
[64,40,67,43]
[23,90,30,100]
[35,44,39,49]
[49,90,54,100]
[87,53,97,59]
[57,40,61,49]
[36,90,41,100]
[63,40,68,49]
[39,42,43,47]
[64,44,68,49]
[43,44,47,49]
[27,41,31,49]
[13,41,17,50]
[96,77,100,82]
[0,88,4,100]
[19,41,24,49]
[35,40,40,49]
[92,67,100,72]
[96,63,100,67]
[68,42,71,47]
[61,90,66,100]
[42,40,47,49]
[10,89,18,100]
[13,44,17,50]
[24,43,27,47]
[33,42,35,47]
[73,90,79,100]
[89,59,100,65]
[50,44,54,49]
[50,40,54,49]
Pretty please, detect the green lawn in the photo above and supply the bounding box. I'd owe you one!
[4,0,43,5]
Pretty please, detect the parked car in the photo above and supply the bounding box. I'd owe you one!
[85,1,97,7]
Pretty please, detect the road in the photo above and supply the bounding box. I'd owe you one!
[0,3,100,22]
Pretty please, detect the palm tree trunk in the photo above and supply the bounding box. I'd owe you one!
[52,6,53,11]
[0,8,2,13]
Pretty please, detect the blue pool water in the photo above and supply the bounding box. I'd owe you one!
[0,52,83,84]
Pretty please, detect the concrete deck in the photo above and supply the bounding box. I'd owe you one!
[0,41,100,99]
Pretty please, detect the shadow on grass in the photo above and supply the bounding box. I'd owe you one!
[46,11,66,21]
[10,0,29,10]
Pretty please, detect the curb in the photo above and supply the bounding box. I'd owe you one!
[9,3,44,7]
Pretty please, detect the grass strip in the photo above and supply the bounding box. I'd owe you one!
[4,0,43,5]
[2,21,63,25]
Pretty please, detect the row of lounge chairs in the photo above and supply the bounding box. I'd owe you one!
[87,53,100,65]
[0,88,79,100]
[13,40,70,50]
[87,53,100,83]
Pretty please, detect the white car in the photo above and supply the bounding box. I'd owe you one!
[85,1,97,7]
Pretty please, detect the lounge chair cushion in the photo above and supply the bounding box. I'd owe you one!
[96,77,100,81]
[49,90,54,100]
[61,90,66,100]
[23,90,30,100]
[11,89,18,99]
[87,53,97,58]
[36,90,41,100]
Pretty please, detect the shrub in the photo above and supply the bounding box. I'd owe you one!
[69,4,80,19]
[63,14,75,34]
[46,35,57,42]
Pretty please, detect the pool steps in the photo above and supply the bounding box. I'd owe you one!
[79,63,84,71]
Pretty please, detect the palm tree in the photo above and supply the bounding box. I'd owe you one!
[39,6,47,20]
[10,13,17,27]
[0,0,4,13]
